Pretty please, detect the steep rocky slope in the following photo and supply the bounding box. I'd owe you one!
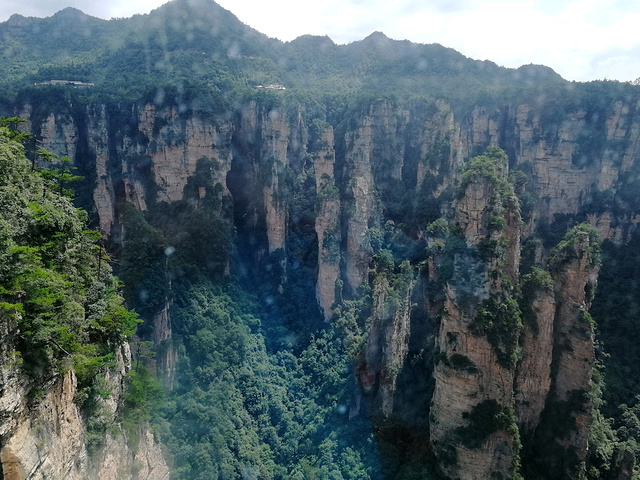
[0,338,168,480]
[10,86,640,478]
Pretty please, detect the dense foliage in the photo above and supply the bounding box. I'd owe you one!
[112,205,390,478]
[153,280,381,480]
[0,118,143,459]
[0,119,138,381]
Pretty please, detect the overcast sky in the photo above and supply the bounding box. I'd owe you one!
[1,0,639,83]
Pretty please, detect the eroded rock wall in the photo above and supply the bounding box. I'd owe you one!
[27,95,640,317]
[358,267,415,415]
[542,229,600,478]
[515,281,556,431]
[430,155,522,480]
[312,125,341,320]
[235,100,292,254]
[343,114,377,292]
[0,317,168,480]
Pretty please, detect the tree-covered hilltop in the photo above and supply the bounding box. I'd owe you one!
[0,0,568,104]
[3,0,637,152]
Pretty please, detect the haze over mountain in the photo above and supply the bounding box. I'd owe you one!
[0,0,566,103]
[1,0,639,82]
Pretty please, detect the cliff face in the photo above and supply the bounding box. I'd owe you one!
[88,106,118,235]
[358,266,415,416]
[514,100,640,238]
[514,279,555,431]
[312,125,341,319]
[236,101,291,254]
[136,104,233,207]
[528,227,600,478]
[343,112,378,292]
[30,95,640,311]
[17,92,640,478]
[430,150,522,480]
[0,318,169,480]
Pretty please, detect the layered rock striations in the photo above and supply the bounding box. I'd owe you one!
[135,104,234,206]
[25,94,640,305]
[235,101,292,255]
[429,147,522,480]
[0,319,169,480]
[343,113,378,292]
[522,225,601,478]
[311,124,341,320]
[513,100,640,238]
[514,270,556,432]
[358,265,415,416]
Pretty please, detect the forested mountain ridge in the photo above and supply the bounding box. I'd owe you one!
[0,0,565,101]
[2,1,640,479]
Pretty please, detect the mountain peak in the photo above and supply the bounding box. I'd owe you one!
[52,7,93,20]
[151,0,227,17]
[289,35,336,48]
[514,63,563,83]
[358,31,393,49]
[5,13,27,24]
[48,7,108,26]
[366,31,389,39]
